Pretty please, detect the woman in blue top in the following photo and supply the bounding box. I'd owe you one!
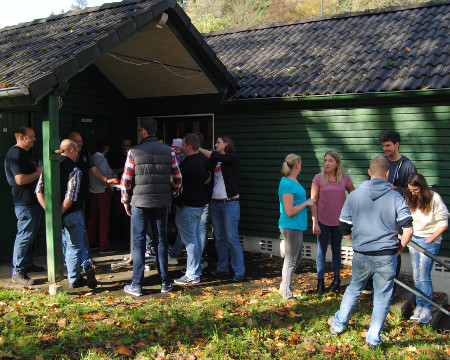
[278,154,315,300]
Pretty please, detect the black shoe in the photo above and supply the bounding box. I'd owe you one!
[327,278,341,293]
[99,247,116,254]
[85,267,98,289]
[211,269,229,277]
[26,264,46,272]
[69,277,87,289]
[315,279,325,295]
[161,282,173,293]
[11,271,35,286]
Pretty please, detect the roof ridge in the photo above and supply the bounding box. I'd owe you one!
[203,0,450,37]
[0,0,153,32]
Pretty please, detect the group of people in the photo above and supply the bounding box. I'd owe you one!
[5,124,448,346]
[3,118,246,295]
[278,130,448,348]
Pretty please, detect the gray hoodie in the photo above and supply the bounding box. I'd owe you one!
[339,178,412,253]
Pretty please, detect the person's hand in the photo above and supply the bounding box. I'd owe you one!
[123,202,131,217]
[312,221,321,235]
[36,166,43,175]
[425,238,434,243]
[305,198,316,207]
[390,183,397,190]
[106,178,119,184]
[397,244,405,255]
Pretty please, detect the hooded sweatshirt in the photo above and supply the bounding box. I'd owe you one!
[339,178,412,253]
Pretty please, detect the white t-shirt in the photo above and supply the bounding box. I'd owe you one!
[212,162,228,199]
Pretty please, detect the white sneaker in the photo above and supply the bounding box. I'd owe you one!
[410,307,423,321]
[418,309,432,324]
[168,255,178,265]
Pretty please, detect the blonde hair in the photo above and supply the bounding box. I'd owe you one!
[281,153,301,177]
[321,150,344,186]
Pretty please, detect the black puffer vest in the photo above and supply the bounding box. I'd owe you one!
[130,136,172,208]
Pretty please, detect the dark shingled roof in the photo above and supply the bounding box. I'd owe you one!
[205,1,450,99]
[0,0,236,103]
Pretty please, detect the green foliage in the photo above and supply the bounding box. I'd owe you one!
[70,0,89,11]
[185,0,433,33]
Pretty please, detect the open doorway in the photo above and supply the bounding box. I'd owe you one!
[137,114,214,150]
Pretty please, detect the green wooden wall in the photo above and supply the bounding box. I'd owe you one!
[215,102,450,256]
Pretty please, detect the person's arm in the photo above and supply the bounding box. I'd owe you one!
[343,233,352,245]
[398,226,413,254]
[15,167,43,185]
[198,148,212,158]
[347,184,355,193]
[282,193,315,217]
[91,166,111,184]
[339,196,353,245]
[120,150,135,216]
[35,173,45,209]
[170,151,182,196]
[425,226,448,243]
[63,168,82,215]
[36,192,45,210]
[310,181,321,235]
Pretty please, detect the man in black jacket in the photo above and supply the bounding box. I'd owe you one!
[174,133,208,285]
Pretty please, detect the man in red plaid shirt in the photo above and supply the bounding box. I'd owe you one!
[120,118,181,296]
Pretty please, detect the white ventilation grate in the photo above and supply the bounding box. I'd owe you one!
[341,247,354,263]
[260,239,273,253]
[303,244,312,259]
[434,259,450,273]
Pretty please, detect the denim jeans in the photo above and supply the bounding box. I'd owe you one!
[408,236,440,311]
[131,206,169,287]
[280,228,303,300]
[62,211,84,283]
[79,202,92,271]
[316,222,342,280]
[170,203,210,260]
[333,252,397,346]
[175,206,203,281]
[13,204,43,275]
[210,200,245,276]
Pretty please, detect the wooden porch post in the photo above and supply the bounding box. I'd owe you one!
[42,95,64,283]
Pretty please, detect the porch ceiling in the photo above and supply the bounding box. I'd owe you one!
[94,21,217,99]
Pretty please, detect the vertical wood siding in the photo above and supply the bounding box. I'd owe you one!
[214,103,450,255]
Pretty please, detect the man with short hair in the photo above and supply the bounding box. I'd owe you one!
[4,126,45,286]
[174,133,208,285]
[379,130,416,195]
[328,156,413,348]
[36,140,97,289]
[121,118,181,296]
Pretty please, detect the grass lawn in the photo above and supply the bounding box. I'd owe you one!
[0,279,449,359]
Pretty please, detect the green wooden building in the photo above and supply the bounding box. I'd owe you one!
[1,0,449,283]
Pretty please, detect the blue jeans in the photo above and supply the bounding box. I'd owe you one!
[408,236,440,311]
[79,202,92,271]
[210,200,245,276]
[333,252,397,346]
[13,204,43,275]
[175,206,203,280]
[316,222,342,280]
[170,203,210,260]
[131,206,169,287]
[62,211,84,283]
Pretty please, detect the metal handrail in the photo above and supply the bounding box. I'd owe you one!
[396,240,450,316]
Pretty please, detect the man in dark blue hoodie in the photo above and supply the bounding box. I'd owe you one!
[328,156,413,348]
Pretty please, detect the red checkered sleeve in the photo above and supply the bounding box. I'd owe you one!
[171,151,182,196]
[120,150,135,203]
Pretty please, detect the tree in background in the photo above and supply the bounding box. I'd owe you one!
[70,0,89,10]
[183,0,430,33]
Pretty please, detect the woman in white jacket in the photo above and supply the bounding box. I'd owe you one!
[405,173,448,324]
